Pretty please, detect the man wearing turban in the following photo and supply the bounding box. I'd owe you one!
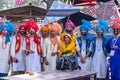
[43,22,61,71]
[0,22,14,77]
[11,24,26,75]
[91,20,109,80]
[24,20,41,73]
[106,18,120,80]
[77,24,92,72]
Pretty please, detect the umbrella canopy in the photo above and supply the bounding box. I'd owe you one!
[41,0,80,26]
[81,2,119,20]
[0,3,47,21]
[62,12,95,27]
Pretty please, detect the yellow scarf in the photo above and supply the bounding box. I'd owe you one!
[58,33,76,57]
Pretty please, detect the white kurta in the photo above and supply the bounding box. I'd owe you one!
[25,38,41,73]
[78,39,91,71]
[0,36,11,73]
[43,37,60,71]
[91,39,107,78]
[11,36,26,72]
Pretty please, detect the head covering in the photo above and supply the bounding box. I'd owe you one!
[53,22,62,34]
[19,24,26,30]
[25,20,39,32]
[40,25,49,33]
[81,19,92,29]
[96,24,105,32]
[65,20,75,30]
[98,20,109,31]
[0,24,10,44]
[60,32,71,42]
[112,23,120,30]
[6,22,15,35]
[80,24,89,33]
[49,24,58,33]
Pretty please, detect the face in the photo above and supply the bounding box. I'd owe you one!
[66,25,72,32]
[2,28,8,35]
[29,28,35,35]
[113,28,119,35]
[64,35,71,44]
[41,31,47,37]
[50,30,56,37]
[19,28,25,35]
[97,28,103,36]
[81,29,87,36]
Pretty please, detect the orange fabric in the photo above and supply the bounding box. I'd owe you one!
[53,22,62,34]
[40,25,49,33]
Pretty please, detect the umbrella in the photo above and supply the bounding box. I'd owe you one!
[0,3,47,21]
[81,2,119,21]
[41,0,80,26]
[62,12,95,27]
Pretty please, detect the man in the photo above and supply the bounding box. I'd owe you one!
[43,23,60,71]
[91,20,109,80]
[0,23,14,77]
[11,24,26,75]
[106,19,120,80]
[24,20,41,73]
[77,24,92,71]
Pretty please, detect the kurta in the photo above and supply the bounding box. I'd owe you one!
[0,36,11,74]
[91,39,107,78]
[25,38,41,73]
[77,37,91,71]
[43,37,60,71]
[11,36,26,72]
[106,36,120,80]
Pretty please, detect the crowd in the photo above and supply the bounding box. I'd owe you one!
[0,18,120,80]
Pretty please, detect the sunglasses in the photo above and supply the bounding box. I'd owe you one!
[113,28,119,31]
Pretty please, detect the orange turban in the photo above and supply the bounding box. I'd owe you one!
[40,25,49,33]
[49,24,58,33]
[53,22,62,34]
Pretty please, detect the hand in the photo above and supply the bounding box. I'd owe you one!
[80,57,86,63]
[45,60,49,65]
[112,46,118,50]
[12,57,17,62]
[51,52,57,56]
[40,57,44,64]
[62,54,67,58]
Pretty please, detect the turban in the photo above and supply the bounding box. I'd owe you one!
[40,25,49,33]
[81,19,92,29]
[49,24,58,33]
[53,22,62,34]
[112,23,120,30]
[79,24,89,33]
[25,20,39,32]
[98,20,109,31]
[65,20,75,30]
[0,24,11,44]
[19,24,26,30]
[96,24,105,32]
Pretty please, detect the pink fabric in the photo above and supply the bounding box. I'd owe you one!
[16,0,22,5]
[65,20,75,30]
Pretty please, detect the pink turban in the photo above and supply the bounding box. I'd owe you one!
[65,20,75,30]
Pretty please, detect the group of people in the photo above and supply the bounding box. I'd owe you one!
[0,18,120,80]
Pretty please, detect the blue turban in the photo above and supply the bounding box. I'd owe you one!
[96,24,105,32]
[6,22,15,35]
[79,24,92,40]
[81,19,93,29]
[0,24,10,44]
[98,20,109,31]
[80,24,89,33]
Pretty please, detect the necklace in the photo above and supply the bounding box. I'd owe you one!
[2,37,6,49]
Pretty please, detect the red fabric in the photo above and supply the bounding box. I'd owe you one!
[15,34,21,53]
[19,24,26,30]
[25,36,30,56]
[25,20,39,32]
